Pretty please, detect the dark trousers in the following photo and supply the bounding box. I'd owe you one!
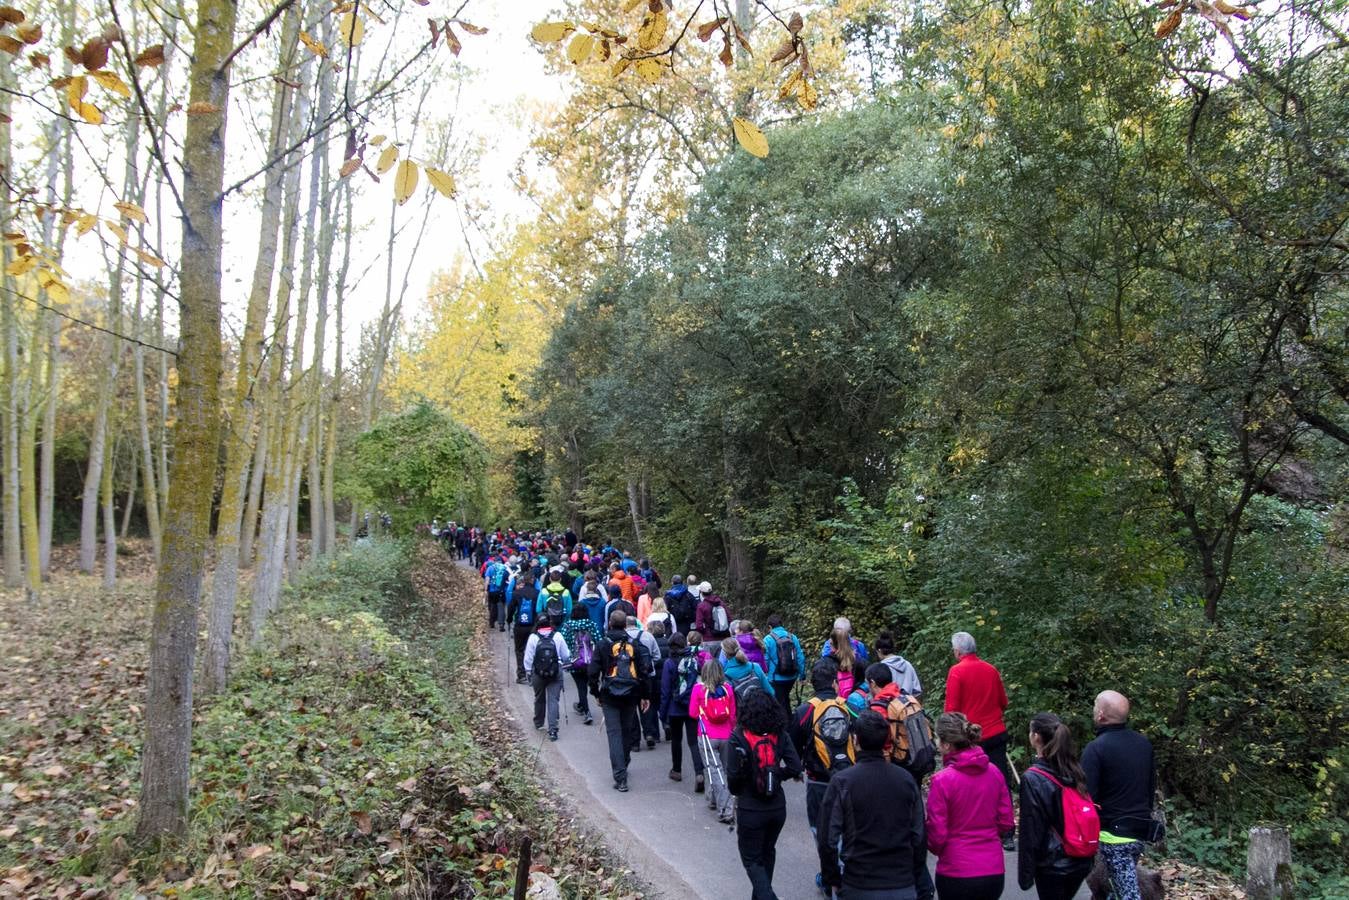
[806,780,829,834]
[639,677,661,742]
[602,701,639,784]
[667,714,703,775]
[487,591,505,628]
[772,680,794,715]
[512,625,532,678]
[979,732,1015,802]
[1034,871,1087,900]
[935,873,1003,900]
[736,803,787,900]
[570,669,590,715]
[532,675,562,731]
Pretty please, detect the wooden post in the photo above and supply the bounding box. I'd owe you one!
[512,835,532,900]
[1247,825,1295,899]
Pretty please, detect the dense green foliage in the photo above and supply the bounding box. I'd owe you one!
[530,0,1348,891]
[342,402,491,531]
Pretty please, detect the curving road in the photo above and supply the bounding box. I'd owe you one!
[488,622,1082,900]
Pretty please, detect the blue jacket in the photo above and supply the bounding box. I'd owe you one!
[763,626,805,682]
[535,583,573,619]
[723,656,773,694]
[579,593,607,630]
[821,637,870,665]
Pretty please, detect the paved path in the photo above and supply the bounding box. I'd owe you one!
[487,622,1076,900]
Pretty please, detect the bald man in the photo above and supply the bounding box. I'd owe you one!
[1082,691,1159,900]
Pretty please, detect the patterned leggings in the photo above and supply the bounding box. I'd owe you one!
[1099,841,1145,900]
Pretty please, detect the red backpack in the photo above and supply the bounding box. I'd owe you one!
[1028,769,1100,858]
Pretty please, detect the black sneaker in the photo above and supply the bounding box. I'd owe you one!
[646,738,656,749]
[583,714,594,725]
[548,730,558,742]
[1001,833,1016,852]
[614,781,629,792]
[573,702,584,714]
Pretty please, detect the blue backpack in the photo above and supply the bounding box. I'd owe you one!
[514,588,538,627]
[488,564,508,593]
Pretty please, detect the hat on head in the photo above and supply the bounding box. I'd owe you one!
[699,581,712,594]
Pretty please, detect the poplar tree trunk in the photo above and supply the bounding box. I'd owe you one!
[121,448,137,539]
[19,363,40,601]
[203,12,299,695]
[325,176,352,550]
[2,53,23,588]
[133,281,162,561]
[101,437,116,589]
[135,0,236,842]
[240,415,267,567]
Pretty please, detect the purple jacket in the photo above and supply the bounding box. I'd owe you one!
[926,746,1015,878]
[736,633,766,669]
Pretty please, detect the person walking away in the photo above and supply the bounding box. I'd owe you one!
[864,663,937,781]
[727,688,805,900]
[764,614,805,715]
[646,595,676,636]
[789,658,853,894]
[944,631,1013,848]
[576,570,608,630]
[824,628,859,699]
[506,565,542,683]
[1018,713,1097,900]
[561,602,602,725]
[722,636,774,698]
[695,582,733,639]
[927,713,1014,900]
[537,566,574,624]
[736,620,769,669]
[524,617,571,742]
[484,555,510,632]
[820,616,870,665]
[609,562,638,602]
[875,631,923,697]
[604,583,638,624]
[687,629,711,667]
[588,610,651,792]
[664,575,697,636]
[1082,691,1159,900]
[636,582,658,625]
[818,710,932,900]
[689,657,737,821]
[629,615,663,749]
[659,632,705,788]
[639,557,661,592]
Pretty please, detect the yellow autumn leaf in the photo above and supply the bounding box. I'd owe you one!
[393,159,418,206]
[338,157,362,178]
[91,69,130,97]
[622,0,643,11]
[530,21,572,43]
[75,101,103,125]
[779,69,802,100]
[41,274,70,303]
[299,30,328,58]
[75,213,97,235]
[634,57,663,83]
[732,117,769,158]
[113,201,148,222]
[368,134,387,146]
[65,74,87,107]
[610,56,632,78]
[376,144,399,174]
[567,32,595,64]
[798,80,818,111]
[105,220,129,244]
[5,254,36,276]
[425,168,456,199]
[637,10,667,50]
[133,246,166,268]
[339,12,364,46]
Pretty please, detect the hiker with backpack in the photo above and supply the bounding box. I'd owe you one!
[535,566,574,625]
[927,712,1015,900]
[763,614,805,715]
[818,710,933,900]
[1019,713,1098,900]
[734,620,769,669]
[588,609,652,792]
[659,632,706,788]
[820,616,870,665]
[576,570,608,630]
[721,636,774,698]
[945,631,1014,843]
[824,627,861,699]
[864,662,937,781]
[689,657,737,822]
[644,595,676,635]
[506,565,543,683]
[561,602,602,726]
[627,615,663,750]
[604,583,638,624]
[664,575,697,635]
[790,658,852,894]
[875,631,924,697]
[694,582,732,639]
[638,557,661,592]
[726,687,804,900]
[484,556,510,632]
[524,616,571,742]
[608,562,638,602]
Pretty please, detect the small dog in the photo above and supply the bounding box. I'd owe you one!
[1087,857,1165,900]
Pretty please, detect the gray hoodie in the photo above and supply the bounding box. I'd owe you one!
[881,654,922,697]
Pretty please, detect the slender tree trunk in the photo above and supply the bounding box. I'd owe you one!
[326,176,351,549]
[626,478,644,552]
[305,30,334,556]
[133,283,162,561]
[135,0,236,842]
[19,359,41,601]
[101,435,116,589]
[203,13,299,695]
[38,314,58,578]
[121,446,137,539]
[2,53,23,588]
[240,414,267,567]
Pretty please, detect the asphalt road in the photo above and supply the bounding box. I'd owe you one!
[488,622,1079,900]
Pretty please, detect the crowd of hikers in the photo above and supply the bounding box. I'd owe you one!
[458,527,1163,900]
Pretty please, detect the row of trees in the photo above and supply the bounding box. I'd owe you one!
[426,0,1344,889]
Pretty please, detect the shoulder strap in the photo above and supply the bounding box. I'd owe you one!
[1027,768,1064,790]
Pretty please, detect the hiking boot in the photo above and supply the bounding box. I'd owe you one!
[669,769,682,782]
[516,674,528,684]
[614,781,629,793]
[694,774,705,793]
[583,714,594,725]
[548,730,558,742]
[572,702,584,714]
[717,812,735,825]
[646,738,656,749]
[534,722,544,730]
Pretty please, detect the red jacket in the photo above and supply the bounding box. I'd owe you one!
[944,654,1008,740]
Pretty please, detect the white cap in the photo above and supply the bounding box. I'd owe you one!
[699,581,712,594]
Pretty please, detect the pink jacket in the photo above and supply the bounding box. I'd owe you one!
[689,682,736,740]
[926,746,1015,878]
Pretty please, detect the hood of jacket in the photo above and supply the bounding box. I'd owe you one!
[666,584,688,599]
[723,657,757,680]
[944,744,991,773]
[704,594,724,606]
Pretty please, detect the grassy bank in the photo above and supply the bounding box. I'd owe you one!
[0,540,640,898]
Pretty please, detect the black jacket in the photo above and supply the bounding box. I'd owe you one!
[817,751,929,894]
[1082,723,1157,841]
[726,725,803,812]
[587,628,650,705]
[1017,760,1094,890]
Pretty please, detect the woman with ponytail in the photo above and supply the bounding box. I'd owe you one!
[720,636,773,697]
[1018,713,1094,899]
[926,713,1015,899]
[826,628,858,698]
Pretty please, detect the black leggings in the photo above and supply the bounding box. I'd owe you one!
[935,873,1003,900]
[666,715,703,775]
[1034,871,1087,900]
